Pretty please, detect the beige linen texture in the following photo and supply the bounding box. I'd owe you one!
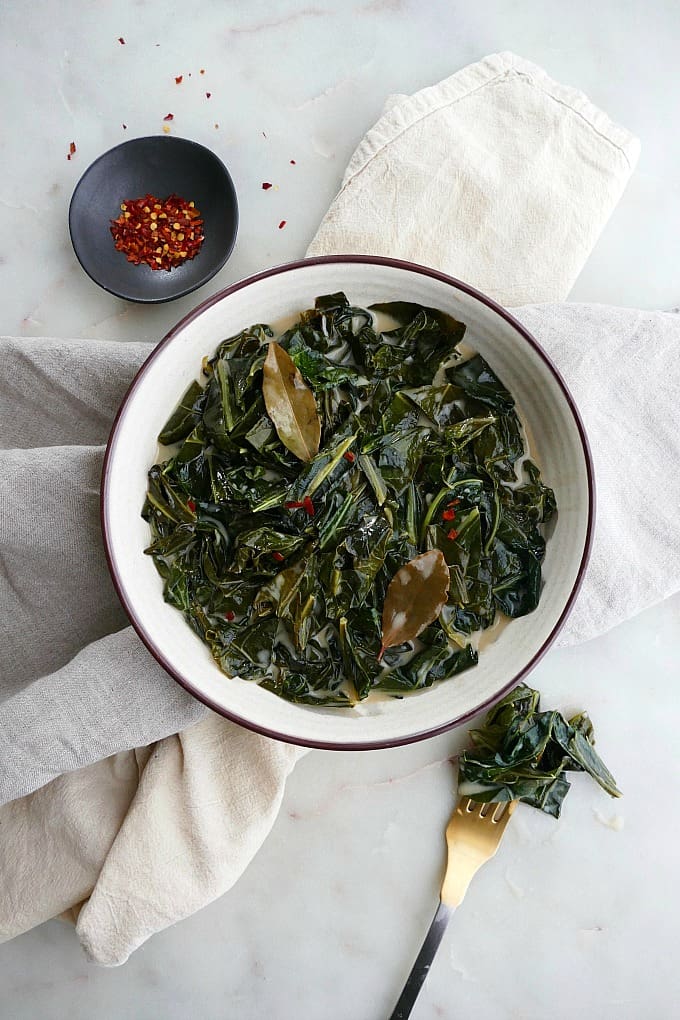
[308,52,639,305]
[0,53,644,965]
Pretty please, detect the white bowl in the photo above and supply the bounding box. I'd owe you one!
[102,256,594,749]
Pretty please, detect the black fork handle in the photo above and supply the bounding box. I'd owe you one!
[388,901,453,1020]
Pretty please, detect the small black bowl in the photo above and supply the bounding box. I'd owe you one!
[69,135,238,303]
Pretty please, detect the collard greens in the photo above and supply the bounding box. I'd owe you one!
[143,293,557,706]
[458,684,621,817]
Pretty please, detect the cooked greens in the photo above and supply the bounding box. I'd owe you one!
[143,293,556,706]
[458,684,621,817]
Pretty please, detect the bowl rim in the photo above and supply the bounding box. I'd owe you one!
[68,134,239,305]
[101,254,596,749]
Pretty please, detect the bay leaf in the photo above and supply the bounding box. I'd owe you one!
[262,342,321,462]
[380,549,450,658]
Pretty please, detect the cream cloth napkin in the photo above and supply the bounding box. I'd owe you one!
[0,52,657,965]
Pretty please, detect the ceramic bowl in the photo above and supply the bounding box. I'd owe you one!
[102,256,594,749]
[69,135,238,303]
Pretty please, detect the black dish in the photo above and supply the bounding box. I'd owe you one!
[69,135,238,304]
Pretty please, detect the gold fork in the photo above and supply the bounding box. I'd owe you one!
[388,798,517,1020]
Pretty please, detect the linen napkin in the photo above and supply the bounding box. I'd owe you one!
[1,52,663,965]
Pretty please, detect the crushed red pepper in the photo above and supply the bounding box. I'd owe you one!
[442,507,456,521]
[205,92,211,98]
[110,193,204,271]
[278,220,286,229]
[118,37,125,44]
[272,551,285,562]
[343,450,355,463]
[175,75,183,84]
[163,113,174,121]
[284,498,315,517]
[200,68,206,74]
[447,528,459,541]
[224,610,235,621]
[187,499,196,512]
[262,182,272,190]
[66,141,76,161]
[290,159,296,165]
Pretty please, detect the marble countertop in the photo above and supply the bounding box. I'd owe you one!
[1,1,678,1017]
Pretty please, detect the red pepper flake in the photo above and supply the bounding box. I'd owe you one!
[442,508,456,521]
[187,499,196,512]
[272,551,285,562]
[290,159,296,165]
[303,496,315,517]
[447,499,461,506]
[447,528,459,541]
[66,141,76,161]
[205,92,211,99]
[224,610,235,621]
[118,37,125,45]
[200,68,206,75]
[261,182,273,191]
[284,500,305,509]
[343,450,355,463]
[278,220,286,229]
[163,113,174,121]
[110,193,205,271]
[175,75,183,84]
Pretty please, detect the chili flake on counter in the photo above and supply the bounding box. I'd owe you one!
[110,193,204,271]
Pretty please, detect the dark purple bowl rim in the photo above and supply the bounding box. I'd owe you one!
[101,254,595,750]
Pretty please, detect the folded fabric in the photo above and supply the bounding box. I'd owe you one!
[0,52,647,965]
[308,52,640,306]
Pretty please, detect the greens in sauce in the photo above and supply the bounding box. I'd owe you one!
[143,293,556,706]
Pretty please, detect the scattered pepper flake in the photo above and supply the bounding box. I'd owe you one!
[118,37,125,45]
[187,499,196,512]
[303,496,315,517]
[442,508,456,521]
[272,551,285,562]
[278,220,286,229]
[290,159,296,165]
[66,141,76,161]
[175,75,183,84]
[284,500,305,510]
[343,450,355,463]
[163,113,174,121]
[214,123,219,129]
[205,92,211,99]
[224,610,235,622]
[110,192,204,271]
[262,182,273,191]
[447,528,459,541]
[200,68,206,75]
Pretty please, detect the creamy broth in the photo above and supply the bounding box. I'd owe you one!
[152,303,548,704]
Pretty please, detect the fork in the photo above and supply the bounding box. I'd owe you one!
[388,797,517,1020]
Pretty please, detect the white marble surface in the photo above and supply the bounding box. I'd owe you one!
[1,1,679,1017]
